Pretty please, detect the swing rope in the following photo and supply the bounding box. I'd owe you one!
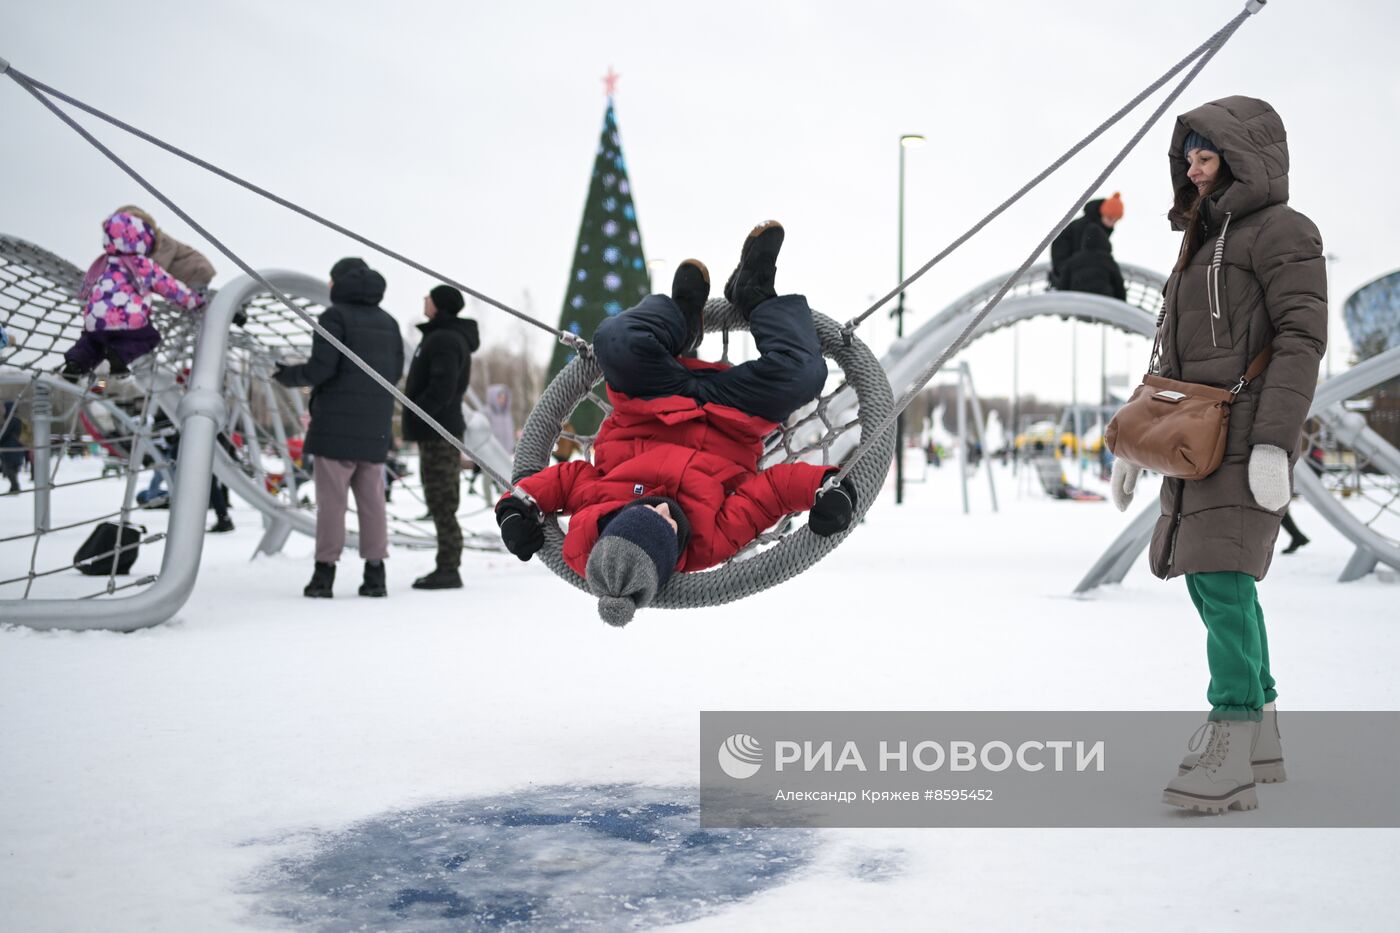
[0,62,583,356]
[826,0,1264,486]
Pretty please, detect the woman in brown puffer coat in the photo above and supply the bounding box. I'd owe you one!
[1110,97,1327,812]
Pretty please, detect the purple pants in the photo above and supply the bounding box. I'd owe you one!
[65,325,162,372]
[313,457,388,563]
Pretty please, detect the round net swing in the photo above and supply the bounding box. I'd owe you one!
[512,298,895,608]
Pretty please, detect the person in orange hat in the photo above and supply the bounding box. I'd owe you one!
[1049,192,1127,300]
[1099,191,1124,225]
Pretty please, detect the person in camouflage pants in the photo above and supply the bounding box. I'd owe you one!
[418,435,464,574]
[401,285,480,589]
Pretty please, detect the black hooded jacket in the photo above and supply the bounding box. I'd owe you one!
[275,266,405,462]
[1049,200,1127,300]
[402,314,480,442]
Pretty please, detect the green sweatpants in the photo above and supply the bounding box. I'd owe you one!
[1185,571,1278,722]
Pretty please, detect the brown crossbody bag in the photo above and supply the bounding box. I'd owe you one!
[1104,327,1270,482]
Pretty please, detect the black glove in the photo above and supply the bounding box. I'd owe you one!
[809,476,858,537]
[232,307,248,328]
[272,362,291,385]
[496,497,544,561]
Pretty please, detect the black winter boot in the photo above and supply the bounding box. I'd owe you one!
[671,259,710,355]
[103,347,131,376]
[412,567,463,590]
[209,515,235,533]
[723,220,783,317]
[359,559,387,597]
[304,561,335,598]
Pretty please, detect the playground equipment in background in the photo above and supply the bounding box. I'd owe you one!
[0,235,511,630]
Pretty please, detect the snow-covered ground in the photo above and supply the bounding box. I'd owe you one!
[3,457,1398,931]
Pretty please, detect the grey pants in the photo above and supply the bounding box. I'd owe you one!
[313,457,388,563]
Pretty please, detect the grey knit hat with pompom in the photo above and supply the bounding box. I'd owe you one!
[585,501,684,626]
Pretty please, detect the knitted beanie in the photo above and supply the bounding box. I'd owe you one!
[1183,130,1220,156]
[1099,191,1124,223]
[585,500,686,626]
[429,284,466,316]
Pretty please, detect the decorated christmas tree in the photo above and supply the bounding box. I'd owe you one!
[548,75,651,434]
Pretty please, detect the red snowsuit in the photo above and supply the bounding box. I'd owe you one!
[512,358,832,577]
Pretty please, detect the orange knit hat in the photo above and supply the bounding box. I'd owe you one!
[1100,192,1124,222]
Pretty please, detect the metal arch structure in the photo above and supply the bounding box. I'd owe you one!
[898,261,1168,350]
[885,262,1164,402]
[0,236,513,632]
[1074,339,1400,594]
[805,262,1167,461]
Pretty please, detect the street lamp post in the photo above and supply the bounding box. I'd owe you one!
[894,133,925,505]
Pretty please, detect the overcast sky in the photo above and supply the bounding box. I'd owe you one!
[3,0,1396,404]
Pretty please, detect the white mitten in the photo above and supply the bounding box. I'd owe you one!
[1248,444,1292,511]
[1110,457,1141,512]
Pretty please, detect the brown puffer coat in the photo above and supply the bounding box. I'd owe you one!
[114,205,216,289]
[1147,97,1327,581]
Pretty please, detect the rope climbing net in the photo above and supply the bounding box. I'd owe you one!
[0,236,178,600]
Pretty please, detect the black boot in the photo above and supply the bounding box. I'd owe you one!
[59,361,86,384]
[103,347,131,376]
[671,259,710,355]
[723,220,783,317]
[304,561,335,598]
[1282,534,1309,555]
[209,515,235,533]
[412,567,463,590]
[359,559,387,597]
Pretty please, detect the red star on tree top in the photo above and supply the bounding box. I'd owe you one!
[602,67,620,97]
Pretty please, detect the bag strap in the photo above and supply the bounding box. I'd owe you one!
[1143,292,1166,376]
[1231,347,1272,395]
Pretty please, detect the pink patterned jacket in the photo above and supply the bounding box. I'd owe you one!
[79,212,205,332]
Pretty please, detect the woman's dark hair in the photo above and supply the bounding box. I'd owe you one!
[1169,155,1234,273]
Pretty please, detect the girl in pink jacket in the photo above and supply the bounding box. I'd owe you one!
[61,211,205,377]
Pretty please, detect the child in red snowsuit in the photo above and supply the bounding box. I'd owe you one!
[496,222,857,625]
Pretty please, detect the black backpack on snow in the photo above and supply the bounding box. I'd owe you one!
[73,521,145,576]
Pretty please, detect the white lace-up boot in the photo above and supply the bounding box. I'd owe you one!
[1250,703,1286,782]
[1163,719,1259,813]
[1178,703,1286,783]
